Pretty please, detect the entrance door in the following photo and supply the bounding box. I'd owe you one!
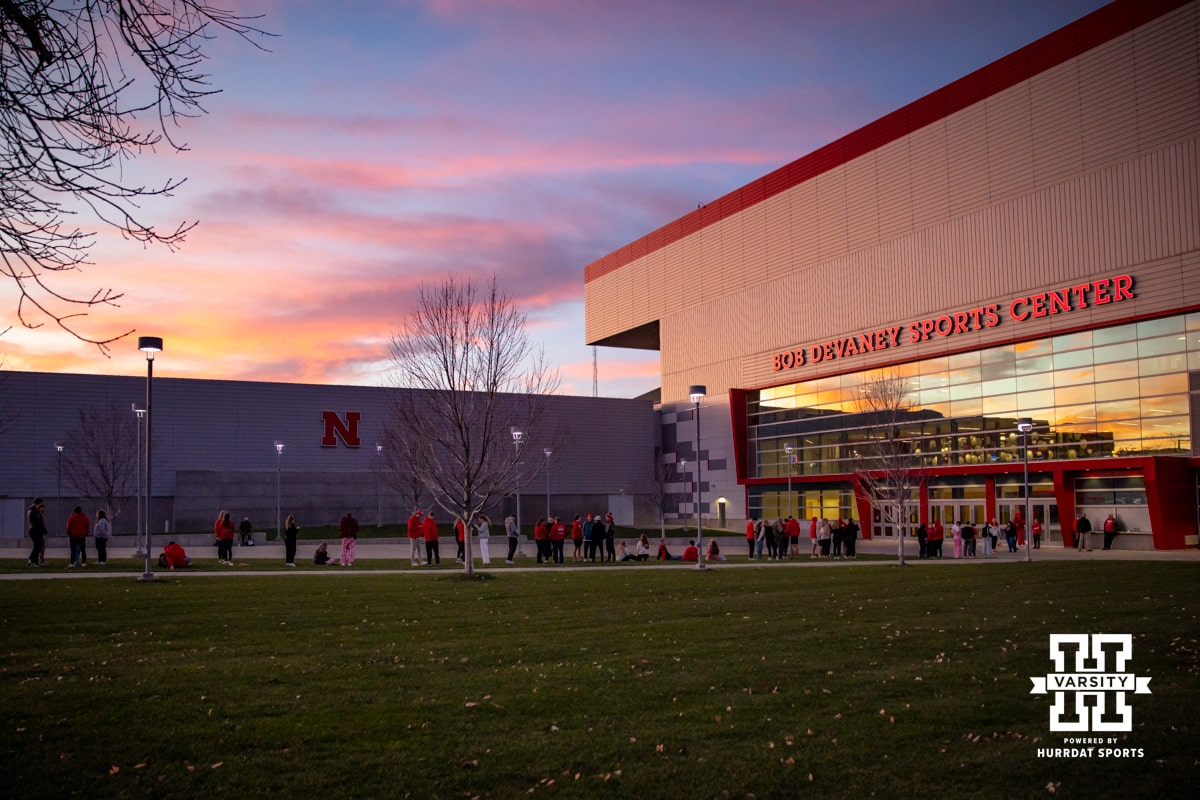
[929,501,985,527]
[997,501,1058,543]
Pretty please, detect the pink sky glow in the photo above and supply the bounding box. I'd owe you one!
[1,0,1109,397]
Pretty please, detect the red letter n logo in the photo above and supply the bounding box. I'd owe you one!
[321,411,361,447]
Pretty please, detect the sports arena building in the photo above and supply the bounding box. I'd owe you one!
[584,0,1200,549]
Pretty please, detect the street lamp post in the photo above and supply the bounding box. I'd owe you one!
[375,443,383,527]
[1018,418,1033,563]
[689,385,707,570]
[275,442,284,542]
[138,336,162,582]
[544,448,552,520]
[511,427,523,538]
[55,443,63,528]
[133,406,146,558]
[784,442,794,520]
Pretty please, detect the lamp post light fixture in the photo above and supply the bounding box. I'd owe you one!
[1017,417,1033,564]
[544,448,552,520]
[375,443,383,527]
[133,406,146,558]
[511,427,523,538]
[784,442,794,520]
[138,336,162,582]
[689,385,707,570]
[275,442,284,541]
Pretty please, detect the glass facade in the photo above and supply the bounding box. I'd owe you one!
[748,312,1199,478]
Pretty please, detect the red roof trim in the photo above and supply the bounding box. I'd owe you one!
[584,0,1191,284]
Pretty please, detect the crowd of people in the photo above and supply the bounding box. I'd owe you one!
[25,497,1130,569]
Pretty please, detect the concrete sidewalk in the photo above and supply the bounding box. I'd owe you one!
[1,534,1196,579]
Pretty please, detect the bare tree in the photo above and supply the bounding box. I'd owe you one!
[380,424,427,515]
[639,450,684,543]
[0,360,16,434]
[387,274,560,576]
[1,1,269,350]
[60,402,138,523]
[852,370,926,566]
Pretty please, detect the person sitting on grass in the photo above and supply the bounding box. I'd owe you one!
[657,542,679,561]
[159,541,190,569]
[681,540,699,562]
[634,534,651,561]
[313,542,334,565]
[616,540,636,562]
[705,540,726,562]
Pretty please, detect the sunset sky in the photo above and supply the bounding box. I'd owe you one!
[1,0,1109,397]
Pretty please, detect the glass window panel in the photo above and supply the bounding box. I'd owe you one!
[1139,374,1187,397]
[920,356,950,376]
[1141,394,1189,416]
[1093,341,1138,364]
[1143,414,1189,437]
[1055,384,1096,405]
[947,365,981,386]
[1188,311,1200,331]
[1138,334,1187,358]
[1098,360,1140,381]
[1054,367,1094,387]
[1014,338,1053,358]
[1093,322,1137,345]
[1096,398,1141,423]
[981,360,1016,381]
[949,382,982,401]
[981,377,1017,396]
[950,398,984,417]
[1017,390,1055,412]
[948,351,980,371]
[1136,316,1184,338]
[982,394,1017,415]
[1015,355,1053,376]
[1053,330,1093,352]
[1054,403,1098,427]
[980,344,1016,364]
[917,401,950,418]
[919,374,951,393]
[1053,349,1093,370]
[1191,351,1200,372]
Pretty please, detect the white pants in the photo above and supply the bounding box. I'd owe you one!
[479,539,491,565]
[410,539,423,563]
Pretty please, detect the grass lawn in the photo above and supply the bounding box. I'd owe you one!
[1,562,1197,799]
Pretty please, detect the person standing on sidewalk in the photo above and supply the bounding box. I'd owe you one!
[283,514,299,567]
[504,513,520,564]
[407,508,424,566]
[27,498,47,567]
[422,511,441,566]
[93,509,111,565]
[477,514,492,565]
[66,506,90,567]
[1074,512,1092,551]
[338,511,359,566]
[214,510,235,564]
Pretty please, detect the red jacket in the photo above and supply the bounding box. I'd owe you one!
[787,518,801,538]
[533,522,548,540]
[164,543,188,568]
[682,545,699,562]
[550,522,567,541]
[571,520,582,540]
[455,519,465,542]
[927,521,945,541]
[215,518,234,541]
[66,511,90,538]
[746,521,755,540]
[407,513,423,539]
[422,516,439,542]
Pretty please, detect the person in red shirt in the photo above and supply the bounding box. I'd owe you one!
[338,512,359,566]
[422,512,441,566]
[571,515,583,563]
[455,516,467,563]
[407,509,424,566]
[926,519,945,559]
[1031,517,1043,549]
[533,518,549,564]
[214,510,235,565]
[65,506,90,567]
[745,518,757,559]
[681,540,699,562]
[550,517,567,564]
[161,541,190,569]
[787,516,802,557]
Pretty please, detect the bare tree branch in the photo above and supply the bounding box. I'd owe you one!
[386,274,561,575]
[852,370,926,566]
[59,401,138,521]
[0,0,271,350]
